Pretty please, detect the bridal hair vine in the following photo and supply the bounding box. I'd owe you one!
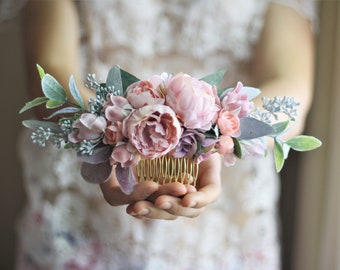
[20,65,321,194]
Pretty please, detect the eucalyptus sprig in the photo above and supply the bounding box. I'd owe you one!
[19,64,87,118]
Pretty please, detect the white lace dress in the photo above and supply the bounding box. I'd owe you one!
[14,0,316,269]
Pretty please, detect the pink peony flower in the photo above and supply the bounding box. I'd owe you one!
[217,135,234,155]
[68,113,106,143]
[165,72,219,130]
[126,76,165,109]
[103,121,124,145]
[123,104,182,159]
[217,109,241,137]
[110,142,140,167]
[104,94,131,122]
[220,82,254,117]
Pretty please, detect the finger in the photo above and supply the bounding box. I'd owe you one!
[126,201,178,220]
[100,175,159,206]
[154,195,205,218]
[181,184,221,208]
[146,182,189,202]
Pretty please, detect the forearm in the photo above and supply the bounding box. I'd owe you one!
[21,0,93,119]
[252,3,315,138]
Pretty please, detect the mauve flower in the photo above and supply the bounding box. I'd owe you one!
[220,82,254,117]
[68,113,106,143]
[103,121,124,145]
[172,129,199,158]
[104,94,131,122]
[110,142,140,167]
[123,104,182,159]
[126,75,165,109]
[217,109,241,137]
[165,72,219,130]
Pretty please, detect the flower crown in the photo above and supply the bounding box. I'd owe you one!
[20,65,321,194]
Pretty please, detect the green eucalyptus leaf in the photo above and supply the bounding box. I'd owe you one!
[36,64,45,79]
[106,65,123,96]
[270,120,290,136]
[45,107,81,119]
[201,69,227,87]
[22,120,63,133]
[19,97,49,114]
[274,139,285,172]
[286,135,322,152]
[233,138,242,159]
[69,75,85,108]
[46,99,65,109]
[120,68,140,93]
[41,74,67,101]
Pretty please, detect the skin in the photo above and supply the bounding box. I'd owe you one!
[21,0,314,220]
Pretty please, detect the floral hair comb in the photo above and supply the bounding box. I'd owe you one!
[20,65,321,194]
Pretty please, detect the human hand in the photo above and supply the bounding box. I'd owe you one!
[127,153,222,220]
[100,153,221,220]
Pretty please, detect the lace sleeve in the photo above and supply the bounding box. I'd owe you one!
[0,0,27,22]
[270,0,318,30]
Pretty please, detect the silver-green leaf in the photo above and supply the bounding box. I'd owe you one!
[238,117,275,140]
[274,139,285,172]
[201,69,227,87]
[36,64,45,79]
[46,99,65,109]
[106,65,123,96]
[69,75,85,108]
[19,97,49,114]
[286,135,322,152]
[41,74,67,101]
[22,120,63,133]
[45,107,81,119]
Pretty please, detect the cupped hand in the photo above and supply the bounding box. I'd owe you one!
[126,153,222,220]
[100,153,221,220]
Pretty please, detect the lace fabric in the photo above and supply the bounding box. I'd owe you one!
[16,0,316,269]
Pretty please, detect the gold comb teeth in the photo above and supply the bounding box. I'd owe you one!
[135,156,199,186]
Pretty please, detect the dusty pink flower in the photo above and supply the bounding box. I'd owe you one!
[104,94,131,122]
[217,109,241,137]
[103,121,124,145]
[220,82,254,117]
[241,138,267,159]
[126,76,165,109]
[68,113,106,143]
[165,72,219,130]
[110,142,140,167]
[217,135,234,155]
[123,104,182,159]
[222,153,237,167]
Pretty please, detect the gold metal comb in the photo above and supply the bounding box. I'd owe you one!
[135,156,199,186]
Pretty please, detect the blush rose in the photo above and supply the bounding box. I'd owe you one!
[125,75,165,109]
[217,109,241,137]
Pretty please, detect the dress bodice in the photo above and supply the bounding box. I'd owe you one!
[78,0,268,83]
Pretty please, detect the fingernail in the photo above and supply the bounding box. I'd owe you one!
[159,202,171,210]
[137,208,149,216]
[188,201,197,208]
